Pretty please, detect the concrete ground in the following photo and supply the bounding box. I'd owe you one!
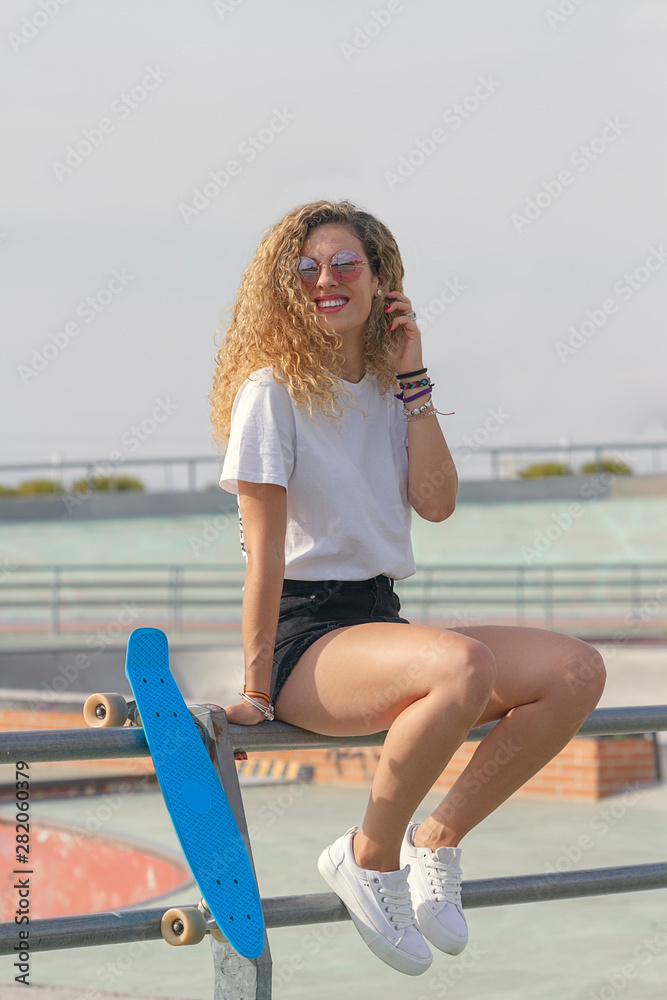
[1,780,667,1000]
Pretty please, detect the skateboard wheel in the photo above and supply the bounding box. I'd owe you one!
[160,907,207,946]
[83,693,128,728]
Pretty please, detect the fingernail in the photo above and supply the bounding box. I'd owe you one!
[384,306,390,311]
[388,323,393,330]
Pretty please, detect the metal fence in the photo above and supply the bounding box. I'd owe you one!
[1,704,666,998]
[1,438,666,491]
[1,562,666,636]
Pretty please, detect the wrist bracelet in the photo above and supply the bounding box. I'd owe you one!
[403,399,434,417]
[238,691,275,721]
[243,686,270,704]
[402,385,434,404]
[396,367,427,379]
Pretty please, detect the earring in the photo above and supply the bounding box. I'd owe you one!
[376,288,382,296]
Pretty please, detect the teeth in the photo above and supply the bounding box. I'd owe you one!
[318,299,347,308]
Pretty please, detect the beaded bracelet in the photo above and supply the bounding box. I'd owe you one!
[403,399,434,416]
[406,407,441,422]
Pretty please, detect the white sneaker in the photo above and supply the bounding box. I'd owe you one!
[400,822,468,955]
[317,827,432,976]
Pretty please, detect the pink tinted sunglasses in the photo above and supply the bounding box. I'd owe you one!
[296,250,368,287]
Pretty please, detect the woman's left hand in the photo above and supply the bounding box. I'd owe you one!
[384,290,424,374]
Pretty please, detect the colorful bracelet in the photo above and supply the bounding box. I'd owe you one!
[243,687,270,704]
[399,378,430,391]
[402,385,434,404]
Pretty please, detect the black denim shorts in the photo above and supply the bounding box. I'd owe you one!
[270,575,411,704]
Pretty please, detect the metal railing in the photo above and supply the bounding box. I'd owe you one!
[1,439,666,491]
[1,562,666,635]
[1,705,667,998]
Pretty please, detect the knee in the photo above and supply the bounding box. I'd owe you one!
[436,637,497,713]
[561,642,607,710]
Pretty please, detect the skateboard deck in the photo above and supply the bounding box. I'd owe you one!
[124,627,264,958]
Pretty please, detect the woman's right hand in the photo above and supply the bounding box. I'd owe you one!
[222,699,270,726]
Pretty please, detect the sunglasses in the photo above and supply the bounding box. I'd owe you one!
[296,250,368,287]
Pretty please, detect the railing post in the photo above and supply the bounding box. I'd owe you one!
[188,459,197,492]
[516,565,525,625]
[544,567,554,629]
[49,566,61,636]
[190,704,273,999]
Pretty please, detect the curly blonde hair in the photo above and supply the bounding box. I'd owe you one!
[209,199,405,450]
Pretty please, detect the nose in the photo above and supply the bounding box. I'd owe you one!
[314,263,339,291]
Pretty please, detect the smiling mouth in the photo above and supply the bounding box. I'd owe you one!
[315,298,349,311]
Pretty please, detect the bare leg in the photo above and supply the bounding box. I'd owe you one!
[275,622,497,871]
[274,622,606,869]
[413,625,606,850]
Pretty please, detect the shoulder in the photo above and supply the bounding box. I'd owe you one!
[231,368,295,424]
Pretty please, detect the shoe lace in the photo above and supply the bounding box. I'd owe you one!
[375,882,416,930]
[424,858,463,905]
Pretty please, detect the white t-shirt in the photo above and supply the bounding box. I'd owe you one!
[219,368,416,581]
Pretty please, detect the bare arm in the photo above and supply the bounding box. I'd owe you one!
[223,481,287,725]
[406,410,458,522]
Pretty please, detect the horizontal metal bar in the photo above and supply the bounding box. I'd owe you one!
[3,561,667,573]
[2,706,666,764]
[1,863,666,956]
[1,441,664,476]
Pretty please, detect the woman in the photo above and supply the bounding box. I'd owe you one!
[210,199,606,977]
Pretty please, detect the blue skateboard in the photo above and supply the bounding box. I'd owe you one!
[122,627,264,957]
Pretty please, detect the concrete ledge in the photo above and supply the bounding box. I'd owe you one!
[0,489,237,521]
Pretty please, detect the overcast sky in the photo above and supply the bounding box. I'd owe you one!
[2,0,667,485]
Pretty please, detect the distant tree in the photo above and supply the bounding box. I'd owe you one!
[580,459,632,476]
[16,479,62,494]
[71,475,144,492]
[516,462,573,478]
